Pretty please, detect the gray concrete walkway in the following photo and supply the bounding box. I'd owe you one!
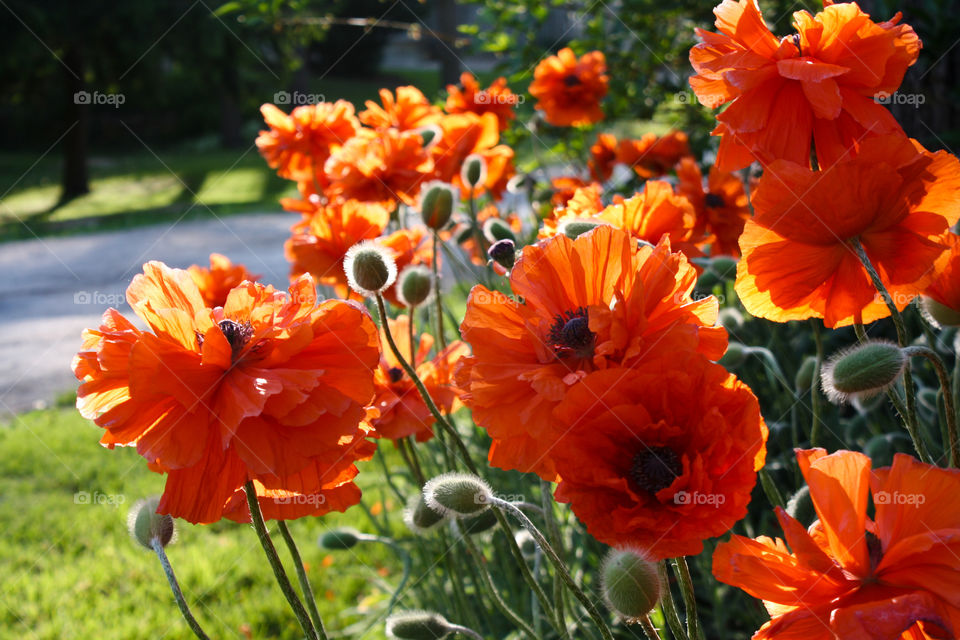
[0,212,299,417]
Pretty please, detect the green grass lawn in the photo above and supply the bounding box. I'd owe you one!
[0,407,421,639]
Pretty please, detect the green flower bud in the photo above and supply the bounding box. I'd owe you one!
[719,342,748,369]
[785,485,815,526]
[415,124,442,148]
[696,269,720,291]
[397,265,433,308]
[419,181,457,230]
[483,217,516,244]
[600,548,661,623]
[920,296,960,329]
[386,611,452,640]
[128,496,175,550]
[821,340,907,404]
[458,508,499,535]
[403,493,447,535]
[344,241,397,297]
[559,219,601,240]
[487,239,516,271]
[795,356,817,392]
[319,528,362,550]
[460,154,487,190]
[423,473,493,517]
[718,307,744,332]
[709,256,738,280]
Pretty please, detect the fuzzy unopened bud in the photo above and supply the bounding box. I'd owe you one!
[128,496,175,550]
[415,124,442,148]
[483,217,516,244]
[920,296,960,329]
[559,218,601,240]
[795,356,817,392]
[398,265,433,308]
[419,181,457,230]
[601,548,661,623]
[821,340,907,404]
[487,239,516,271]
[718,307,744,332]
[423,473,493,517]
[786,485,814,526]
[319,528,361,550]
[719,342,748,369]
[403,493,447,535]
[344,241,397,297]
[386,611,452,640]
[460,154,487,190]
[458,508,499,535]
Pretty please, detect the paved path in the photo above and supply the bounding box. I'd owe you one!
[0,212,299,417]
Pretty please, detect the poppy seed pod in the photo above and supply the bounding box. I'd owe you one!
[920,296,960,329]
[482,217,516,244]
[344,241,397,297]
[600,548,661,623]
[419,181,457,230]
[385,611,452,640]
[821,340,907,404]
[423,473,493,517]
[403,493,447,535]
[397,265,433,308]
[319,529,362,550]
[128,496,175,550]
[487,239,516,271]
[460,154,487,190]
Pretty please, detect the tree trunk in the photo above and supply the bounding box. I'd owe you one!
[61,42,89,202]
[434,0,460,86]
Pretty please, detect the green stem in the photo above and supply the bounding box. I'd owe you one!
[277,521,328,639]
[461,532,539,638]
[541,480,570,640]
[672,557,704,640]
[432,231,447,350]
[904,345,960,467]
[447,623,484,640]
[244,481,319,640]
[758,468,786,510]
[151,539,211,640]
[639,615,663,640]
[493,498,615,640]
[810,319,823,447]
[657,562,685,640]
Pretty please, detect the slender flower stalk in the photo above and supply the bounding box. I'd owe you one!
[903,345,960,466]
[151,539,211,640]
[244,481,320,640]
[671,557,704,640]
[277,521,328,639]
[657,562,685,640]
[431,231,447,350]
[810,319,823,447]
[639,616,663,640]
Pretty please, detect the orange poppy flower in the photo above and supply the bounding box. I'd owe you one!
[359,86,442,132]
[615,131,692,179]
[676,157,751,257]
[256,101,360,183]
[430,112,515,199]
[324,128,434,206]
[286,198,391,296]
[445,72,518,131]
[541,181,704,261]
[529,48,608,127]
[690,0,921,171]
[924,234,960,321]
[589,133,619,182]
[714,448,960,639]
[370,315,470,442]
[736,135,960,328]
[188,253,261,309]
[455,225,727,477]
[552,353,767,559]
[378,227,435,306]
[550,176,602,209]
[72,263,380,524]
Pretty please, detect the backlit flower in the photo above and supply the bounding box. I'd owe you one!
[456,225,727,477]
[430,112,514,199]
[616,131,692,179]
[736,136,960,328]
[529,48,608,127]
[676,158,751,257]
[714,448,960,639]
[552,353,767,559]
[589,133,619,182]
[690,0,922,171]
[359,86,442,132]
[188,253,261,309]
[445,72,518,131]
[72,263,379,524]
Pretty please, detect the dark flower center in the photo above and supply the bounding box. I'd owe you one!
[219,319,254,357]
[564,74,581,87]
[865,530,883,573]
[388,367,404,383]
[547,307,596,359]
[630,446,682,494]
[704,192,725,209]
